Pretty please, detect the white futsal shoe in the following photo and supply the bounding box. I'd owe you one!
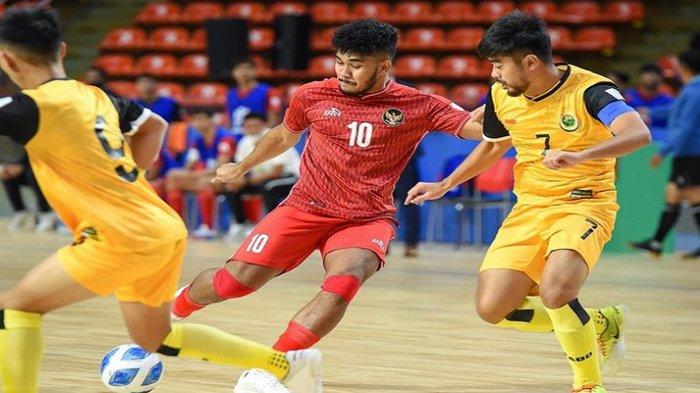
[234,349,323,393]
[282,349,323,393]
[234,369,291,393]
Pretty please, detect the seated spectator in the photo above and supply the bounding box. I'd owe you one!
[224,113,300,238]
[626,63,675,129]
[227,57,281,134]
[606,70,630,95]
[165,109,236,238]
[135,74,183,123]
[0,136,56,232]
[83,66,116,96]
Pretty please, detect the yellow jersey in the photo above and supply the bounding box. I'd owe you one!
[483,64,625,205]
[0,79,186,249]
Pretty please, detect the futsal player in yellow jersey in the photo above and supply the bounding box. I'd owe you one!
[407,12,651,393]
[0,8,319,393]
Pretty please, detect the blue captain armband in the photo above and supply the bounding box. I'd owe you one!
[596,100,636,127]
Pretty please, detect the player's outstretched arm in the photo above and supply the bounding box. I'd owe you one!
[543,111,651,170]
[405,139,511,205]
[128,112,168,169]
[458,105,485,140]
[212,123,301,183]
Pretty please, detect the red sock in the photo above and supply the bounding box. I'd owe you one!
[273,321,320,351]
[166,189,184,218]
[197,188,215,228]
[172,285,206,319]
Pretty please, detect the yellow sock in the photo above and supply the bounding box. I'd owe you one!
[159,323,289,379]
[496,297,552,332]
[546,299,602,389]
[0,309,43,393]
[496,297,609,336]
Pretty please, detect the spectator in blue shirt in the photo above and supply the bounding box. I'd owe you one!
[626,64,675,129]
[631,50,700,259]
[135,75,182,123]
[226,57,281,134]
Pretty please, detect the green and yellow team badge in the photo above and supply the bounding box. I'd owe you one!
[560,113,579,132]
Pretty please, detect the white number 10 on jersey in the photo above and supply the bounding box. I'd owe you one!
[347,121,373,147]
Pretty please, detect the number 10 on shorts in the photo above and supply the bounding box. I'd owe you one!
[246,234,269,253]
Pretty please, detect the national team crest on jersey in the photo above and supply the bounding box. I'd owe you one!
[382,108,404,126]
[560,113,579,132]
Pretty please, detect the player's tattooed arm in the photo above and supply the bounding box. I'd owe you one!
[543,111,651,170]
[211,122,301,183]
[405,139,511,205]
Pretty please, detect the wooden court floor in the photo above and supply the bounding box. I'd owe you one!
[1,228,699,392]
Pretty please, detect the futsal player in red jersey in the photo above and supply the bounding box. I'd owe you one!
[172,19,484,385]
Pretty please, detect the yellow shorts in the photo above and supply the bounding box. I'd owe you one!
[58,237,186,307]
[480,201,618,284]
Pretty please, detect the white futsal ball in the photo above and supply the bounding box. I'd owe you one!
[99,344,164,393]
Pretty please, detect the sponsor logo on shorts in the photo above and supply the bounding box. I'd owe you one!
[372,238,385,250]
[570,189,593,199]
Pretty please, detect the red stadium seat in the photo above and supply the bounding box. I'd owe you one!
[400,28,445,50]
[393,55,436,78]
[520,1,557,21]
[415,83,448,97]
[438,56,481,78]
[657,55,679,78]
[478,1,516,22]
[227,2,268,23]
[250,55,274,78]
[136,54,179,77]
[312,28,336,51]
[157,82,185,101]
[446,27,484,50]
[603,1,645,23]
[311,2,351,24]
[435,2,477,23]
[181,2,224,24]
[548,27,574,51]
[282,82,303,104]
[188,28,207,52]
[186,83,228,107]
[248,28,274,51]
[100,28,147,51]
[135,2,181,25]
[475,157,515,192]
[148,27,190,52]
[575,27,616,51]
[179,54,209,78]
[353,2,391,19]
[93,55,136,77]
[450,83,489,110]
[270,2,307,16]
[554,1,601,24]
[106,81,137,98]
[308,56,337,77]
[393,1,434,23]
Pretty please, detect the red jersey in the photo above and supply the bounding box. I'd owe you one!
[282,78,471,222]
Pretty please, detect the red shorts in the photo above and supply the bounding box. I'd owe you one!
[231,206,396,272]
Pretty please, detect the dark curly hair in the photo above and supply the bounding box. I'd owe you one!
[679,49,700,74]
[332,19,398,59]
[477,11,552,63]
[0,8,62,62]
